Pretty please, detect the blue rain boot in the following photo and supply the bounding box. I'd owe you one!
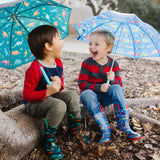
[114,105,142,140]
[43,119,63,160]
[93,110,112,143]
[68,113,91,143]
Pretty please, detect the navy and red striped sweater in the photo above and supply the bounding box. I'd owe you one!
[78,56,122,93]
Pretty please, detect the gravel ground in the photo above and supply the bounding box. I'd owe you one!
[0,52,160,99]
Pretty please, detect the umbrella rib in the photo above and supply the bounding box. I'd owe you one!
[0,3,21,20]
[112,22,124,52]
[0,17,12,30]
[16,15,67,35]
[136,24,159,52]
[3,4,20,16]
[15,17,29,33]
[78,22,110,40]
[16,4,69,15]
[14,2,22,14]
[0,8,13,20]
[110,22,124,70]
[127,24,136,59]
[78,19,121,40]
[3,8,13,16]
[0,4,21,30]
[113,22,123,35]
[1,3,70,18]
[9,17,15,69]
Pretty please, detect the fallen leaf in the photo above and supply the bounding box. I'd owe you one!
[91,130,96,141]
[87,152,98,158]
[80,140,87,150]
[131,117,141,126]
[121,152,133,159]
[144,144,153,150]
[98,145,105,157]
[142,123,153,132]
[135,149,147,160]
[106,146,117,150]
[149,148,160,160]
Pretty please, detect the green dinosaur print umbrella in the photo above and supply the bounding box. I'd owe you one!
[0,0,71,69]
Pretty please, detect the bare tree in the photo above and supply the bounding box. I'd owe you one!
[53,0,117,15]
[86,0,116,15]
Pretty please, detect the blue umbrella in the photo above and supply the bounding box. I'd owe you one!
[0,0,71,69]
[73,10,160,60]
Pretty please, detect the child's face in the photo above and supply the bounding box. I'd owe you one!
[89,34,112,63]
[50,32,64,59]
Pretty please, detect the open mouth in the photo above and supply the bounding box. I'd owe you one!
[92,51,98,57]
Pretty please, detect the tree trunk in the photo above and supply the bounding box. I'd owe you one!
[103,98,160,126]
[0,89,23,111]
[129,108,160,126]
[125,98,160,107]
[0,105,42,160]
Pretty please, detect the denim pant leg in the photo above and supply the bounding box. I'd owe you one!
[99,84,126,110]
[80,89,101,116]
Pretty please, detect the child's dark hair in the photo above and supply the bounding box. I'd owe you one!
[28,25,58,60]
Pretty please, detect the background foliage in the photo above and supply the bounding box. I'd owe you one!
[55,0,160,32]
[116,0,160,31]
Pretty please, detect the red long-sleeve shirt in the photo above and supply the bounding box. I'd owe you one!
[78,56,122,93]
[23,59,64,105]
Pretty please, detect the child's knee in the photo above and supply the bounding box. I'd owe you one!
[50,101,66,116]
[57,101,67,114]
[110,84,123,93]
[80,89,96,101]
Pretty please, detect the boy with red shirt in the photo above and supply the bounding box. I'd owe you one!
[78,30,142,143]
[23,25,90,160]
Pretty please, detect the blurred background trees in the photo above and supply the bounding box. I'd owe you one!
[116,0,160,31]
[55,0,160,32]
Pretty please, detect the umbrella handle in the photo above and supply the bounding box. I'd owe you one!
[40,66,52,85]
[106,58,114,84]
[106,79,110,84]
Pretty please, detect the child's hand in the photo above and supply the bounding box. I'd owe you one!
[51,76,61,88]
[101,83,110,93]
[107,71,115,81]
[46,76,61,96]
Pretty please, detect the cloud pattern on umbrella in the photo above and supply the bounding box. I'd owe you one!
[0,0,71,69]
[74,10,160,59]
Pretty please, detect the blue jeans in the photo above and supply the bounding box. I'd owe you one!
[80,84,126,116]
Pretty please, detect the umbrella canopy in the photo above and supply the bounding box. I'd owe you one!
[0,0,71,69]
[73,10,160,60]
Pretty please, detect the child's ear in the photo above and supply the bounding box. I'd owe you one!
[44,42,52,51]
[107,44,113,53]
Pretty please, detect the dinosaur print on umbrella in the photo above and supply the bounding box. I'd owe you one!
[0,0,71,69]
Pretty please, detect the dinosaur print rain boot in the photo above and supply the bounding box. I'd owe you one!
[93,107,112,143]
[43,119,63,160]
[68,113,91,143]
[114,104,142,140]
